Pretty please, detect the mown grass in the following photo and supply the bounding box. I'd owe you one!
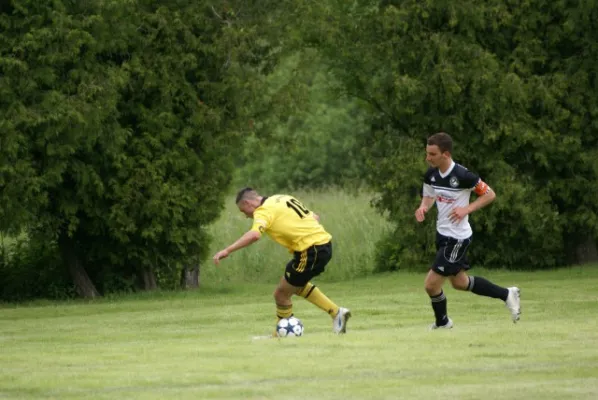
[1,266,598,400]
[2,189,597,399]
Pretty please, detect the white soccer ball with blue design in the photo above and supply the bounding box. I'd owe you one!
[276,316,304,337]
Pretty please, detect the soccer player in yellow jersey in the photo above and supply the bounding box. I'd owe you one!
[212,188,351,334]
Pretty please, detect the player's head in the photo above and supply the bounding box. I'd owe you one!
[426,132,453,168]
[235,187,261,218]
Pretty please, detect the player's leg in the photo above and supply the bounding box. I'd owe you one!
[449,270,470,290]
[446,246,520,323]
[442,235,506,300]
[275,250,314,322]
[268,277,300,338]
[425,269,451,329]
[297,281,338,317]
[295,244,337,314]
[274,276,296,321]
[451,273,520,322]
[427,233,455,329]
[291,243,351,333]
[452,271,508,300]
[297,280,350,334]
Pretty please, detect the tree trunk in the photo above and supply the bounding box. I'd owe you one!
[573,238,598,265]
[58,232,101,299]
[141,269,158,290]
[180,263,200,289]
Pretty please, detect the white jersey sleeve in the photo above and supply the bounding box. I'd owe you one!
[422,183,435,198]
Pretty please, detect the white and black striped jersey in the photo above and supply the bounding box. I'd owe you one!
[422,161,490,240]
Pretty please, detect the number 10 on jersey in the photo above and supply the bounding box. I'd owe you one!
[286,198,309,218]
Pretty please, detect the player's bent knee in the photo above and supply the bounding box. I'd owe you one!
[449,274,470,291]
[451,281,468,291]
[424,283,440,295]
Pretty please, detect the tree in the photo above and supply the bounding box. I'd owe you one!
[290,0,598,269]
[0,0,260,298]
[235,51,369,192]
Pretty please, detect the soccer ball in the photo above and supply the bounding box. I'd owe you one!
[276,316,304,337]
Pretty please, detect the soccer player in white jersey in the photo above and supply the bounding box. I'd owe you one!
[415,132,521,329]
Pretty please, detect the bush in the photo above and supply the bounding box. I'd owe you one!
[0,237,76,302]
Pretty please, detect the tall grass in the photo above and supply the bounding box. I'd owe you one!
[203,189,390,285]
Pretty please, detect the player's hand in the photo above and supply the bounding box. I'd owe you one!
[415,206,428,222]
[449,206,469,223]
[213,249,230,265]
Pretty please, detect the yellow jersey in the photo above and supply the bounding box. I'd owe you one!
[250,195,332,252]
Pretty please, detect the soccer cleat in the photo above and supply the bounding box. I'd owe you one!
[429,317,454,330]
[505,286,521,323]
[333,307,351,334]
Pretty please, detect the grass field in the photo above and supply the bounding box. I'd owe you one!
[1,266,598,399]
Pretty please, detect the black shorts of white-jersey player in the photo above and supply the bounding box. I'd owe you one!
[415,132,521,329]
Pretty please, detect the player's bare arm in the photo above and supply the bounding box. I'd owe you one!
[415,196,436,222]
[449,184,496,223]
[213,230,261,265]
[313,213,321,223]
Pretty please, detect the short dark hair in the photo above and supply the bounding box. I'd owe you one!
[235,187,258,203]
[427,132,453,154]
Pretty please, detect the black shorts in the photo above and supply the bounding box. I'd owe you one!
[431,232,472,276]
[285,242,332,287]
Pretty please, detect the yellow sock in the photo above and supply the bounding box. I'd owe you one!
[276,303,293,320]
[298,282,339,317]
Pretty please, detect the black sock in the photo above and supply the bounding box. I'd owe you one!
[468,276,508,301]
[430,291,448,326]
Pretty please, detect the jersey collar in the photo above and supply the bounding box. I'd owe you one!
[439,160,455,178]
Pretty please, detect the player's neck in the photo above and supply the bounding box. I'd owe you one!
[438,159,453,174]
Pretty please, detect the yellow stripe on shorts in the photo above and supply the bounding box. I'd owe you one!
[297,250,307,272]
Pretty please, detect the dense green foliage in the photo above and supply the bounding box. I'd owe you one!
[0,0,279,298]
[2,0,598,300]
[0,236,74,301]
[235,52,369,192]
[290,0,598,270]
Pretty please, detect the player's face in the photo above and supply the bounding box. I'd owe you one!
[237,200,256,218]
[425,145,448,167]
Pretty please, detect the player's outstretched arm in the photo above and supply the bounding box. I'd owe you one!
[213,230,261,265]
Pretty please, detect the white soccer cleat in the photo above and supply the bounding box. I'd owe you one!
[505,287,521,323]
[333,307,351,334]
[429,317,454,330]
